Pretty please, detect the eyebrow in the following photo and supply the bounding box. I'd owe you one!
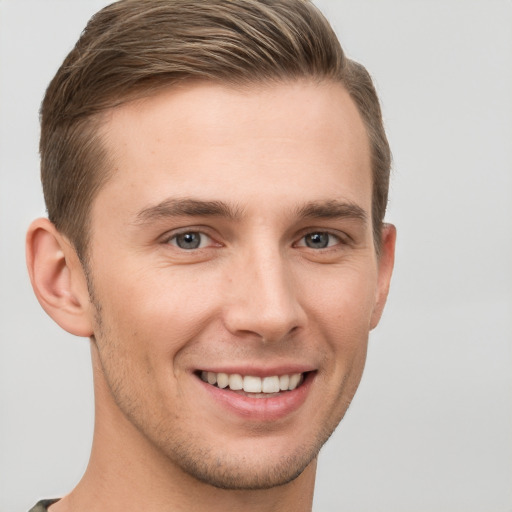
[134,198,243,225]
[295,199,368,224]
[133,197,368,226]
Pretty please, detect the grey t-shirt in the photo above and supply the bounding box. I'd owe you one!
[28,499,60,512]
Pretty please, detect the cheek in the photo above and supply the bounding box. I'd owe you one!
[304,262,378,333]
[302,262,377,384]
[92,265,222,361]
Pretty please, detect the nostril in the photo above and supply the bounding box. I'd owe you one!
[221,269,306,341]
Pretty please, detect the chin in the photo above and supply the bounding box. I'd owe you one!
[158,419,339,491]
[177,448,316,490]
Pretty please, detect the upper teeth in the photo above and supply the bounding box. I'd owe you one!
[200,371,303,393]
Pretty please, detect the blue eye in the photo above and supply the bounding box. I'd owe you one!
[301,232,339,249]
[169,232,210,250]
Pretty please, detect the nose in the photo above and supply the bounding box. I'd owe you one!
[222,246,306,342]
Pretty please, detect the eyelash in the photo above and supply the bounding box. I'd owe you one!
[166,230,217,250]
[294,231,344,250]
[164,229,347,251]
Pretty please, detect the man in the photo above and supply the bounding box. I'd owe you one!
[26,0,395,510]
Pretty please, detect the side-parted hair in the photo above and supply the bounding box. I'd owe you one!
[40,0,391,261]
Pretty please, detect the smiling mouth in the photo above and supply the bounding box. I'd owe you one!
[197,371,307,397]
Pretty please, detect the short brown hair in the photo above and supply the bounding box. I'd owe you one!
[40,0,390,260]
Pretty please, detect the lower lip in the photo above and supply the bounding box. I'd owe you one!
[197,372,315,422]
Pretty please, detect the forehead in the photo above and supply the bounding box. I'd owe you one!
[95,80,372,221]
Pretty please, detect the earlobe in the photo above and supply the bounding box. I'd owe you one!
[26,218,94,337]
[370,223,396,330]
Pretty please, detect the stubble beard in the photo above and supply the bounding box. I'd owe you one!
[85,269,351,491]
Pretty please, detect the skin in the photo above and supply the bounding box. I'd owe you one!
[27,80,395,512]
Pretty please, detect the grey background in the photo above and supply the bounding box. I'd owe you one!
[1,1,511,511]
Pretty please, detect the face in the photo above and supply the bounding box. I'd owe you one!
[85,80,394,489]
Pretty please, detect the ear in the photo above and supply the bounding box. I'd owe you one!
[370,223,396,330]
[26,218,94,337]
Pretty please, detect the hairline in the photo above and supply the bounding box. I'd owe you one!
[68,75,384,267]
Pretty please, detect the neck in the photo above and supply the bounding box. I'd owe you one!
[51,346,317,512]
[61,458,316,512]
